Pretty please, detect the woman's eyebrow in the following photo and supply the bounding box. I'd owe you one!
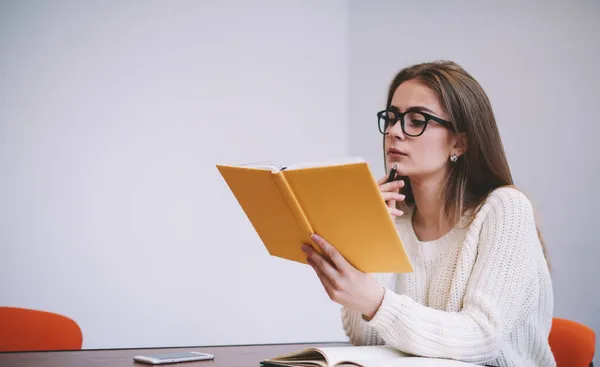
[407,105,437,114]
[391,104,437,114]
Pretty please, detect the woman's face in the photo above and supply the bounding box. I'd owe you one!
[384,79,459,180]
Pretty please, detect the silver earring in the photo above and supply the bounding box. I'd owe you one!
[450,154,458,162]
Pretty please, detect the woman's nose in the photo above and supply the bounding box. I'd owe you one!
[388,121,406,140]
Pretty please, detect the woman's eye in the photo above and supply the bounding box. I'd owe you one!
[405,112,426,126]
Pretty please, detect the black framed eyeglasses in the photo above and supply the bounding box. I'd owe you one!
[377,107,452,137]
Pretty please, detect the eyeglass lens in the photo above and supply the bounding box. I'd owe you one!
[378,110,428,136]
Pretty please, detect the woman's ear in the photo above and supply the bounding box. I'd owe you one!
[453,132,468,157]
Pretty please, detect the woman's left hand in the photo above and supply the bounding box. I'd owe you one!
[302,234,385,319]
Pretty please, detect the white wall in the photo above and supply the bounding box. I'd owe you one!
[0,0,349,349]
[348,0,600,358]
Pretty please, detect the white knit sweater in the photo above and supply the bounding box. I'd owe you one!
[341,187,555,367]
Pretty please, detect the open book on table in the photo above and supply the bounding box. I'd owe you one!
[260,345,480,367]
[216,157,412,273]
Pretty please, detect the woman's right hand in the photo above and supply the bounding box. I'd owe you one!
[377,175,405,218]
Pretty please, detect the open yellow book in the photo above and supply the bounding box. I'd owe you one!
[260,345,479,367]
[216,157,412,273]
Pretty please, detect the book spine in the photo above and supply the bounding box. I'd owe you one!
[272,172,314,238]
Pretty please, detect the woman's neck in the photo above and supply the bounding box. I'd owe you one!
[410,172,453,240]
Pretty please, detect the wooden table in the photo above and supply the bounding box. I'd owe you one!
[0,342,349,367]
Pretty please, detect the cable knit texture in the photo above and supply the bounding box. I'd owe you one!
[341,187,555,367]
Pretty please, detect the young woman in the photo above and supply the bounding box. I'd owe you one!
[301,61,555,367]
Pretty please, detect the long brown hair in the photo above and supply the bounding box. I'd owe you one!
[384,60,549,266]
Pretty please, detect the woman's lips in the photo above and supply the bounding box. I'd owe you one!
[387,148,408,157]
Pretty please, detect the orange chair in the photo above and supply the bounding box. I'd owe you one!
[0,306,83,352]
[549,317,595,367]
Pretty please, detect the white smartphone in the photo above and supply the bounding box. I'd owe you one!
[133,351,215,365]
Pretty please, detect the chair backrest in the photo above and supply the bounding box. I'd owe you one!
[0,306,83,352]
[549,317,595,367]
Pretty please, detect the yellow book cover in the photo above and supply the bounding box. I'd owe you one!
[216,157,412,273]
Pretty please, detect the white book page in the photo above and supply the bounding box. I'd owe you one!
[236,161,284,171]
[267,348,326,362]
[338,357,479,367]
[315,345,408,366]
[234,157,365,172]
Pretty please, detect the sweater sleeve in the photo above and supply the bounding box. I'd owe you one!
[365,188,543,364]
[341,272,393,346]
[341,307,386,346]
